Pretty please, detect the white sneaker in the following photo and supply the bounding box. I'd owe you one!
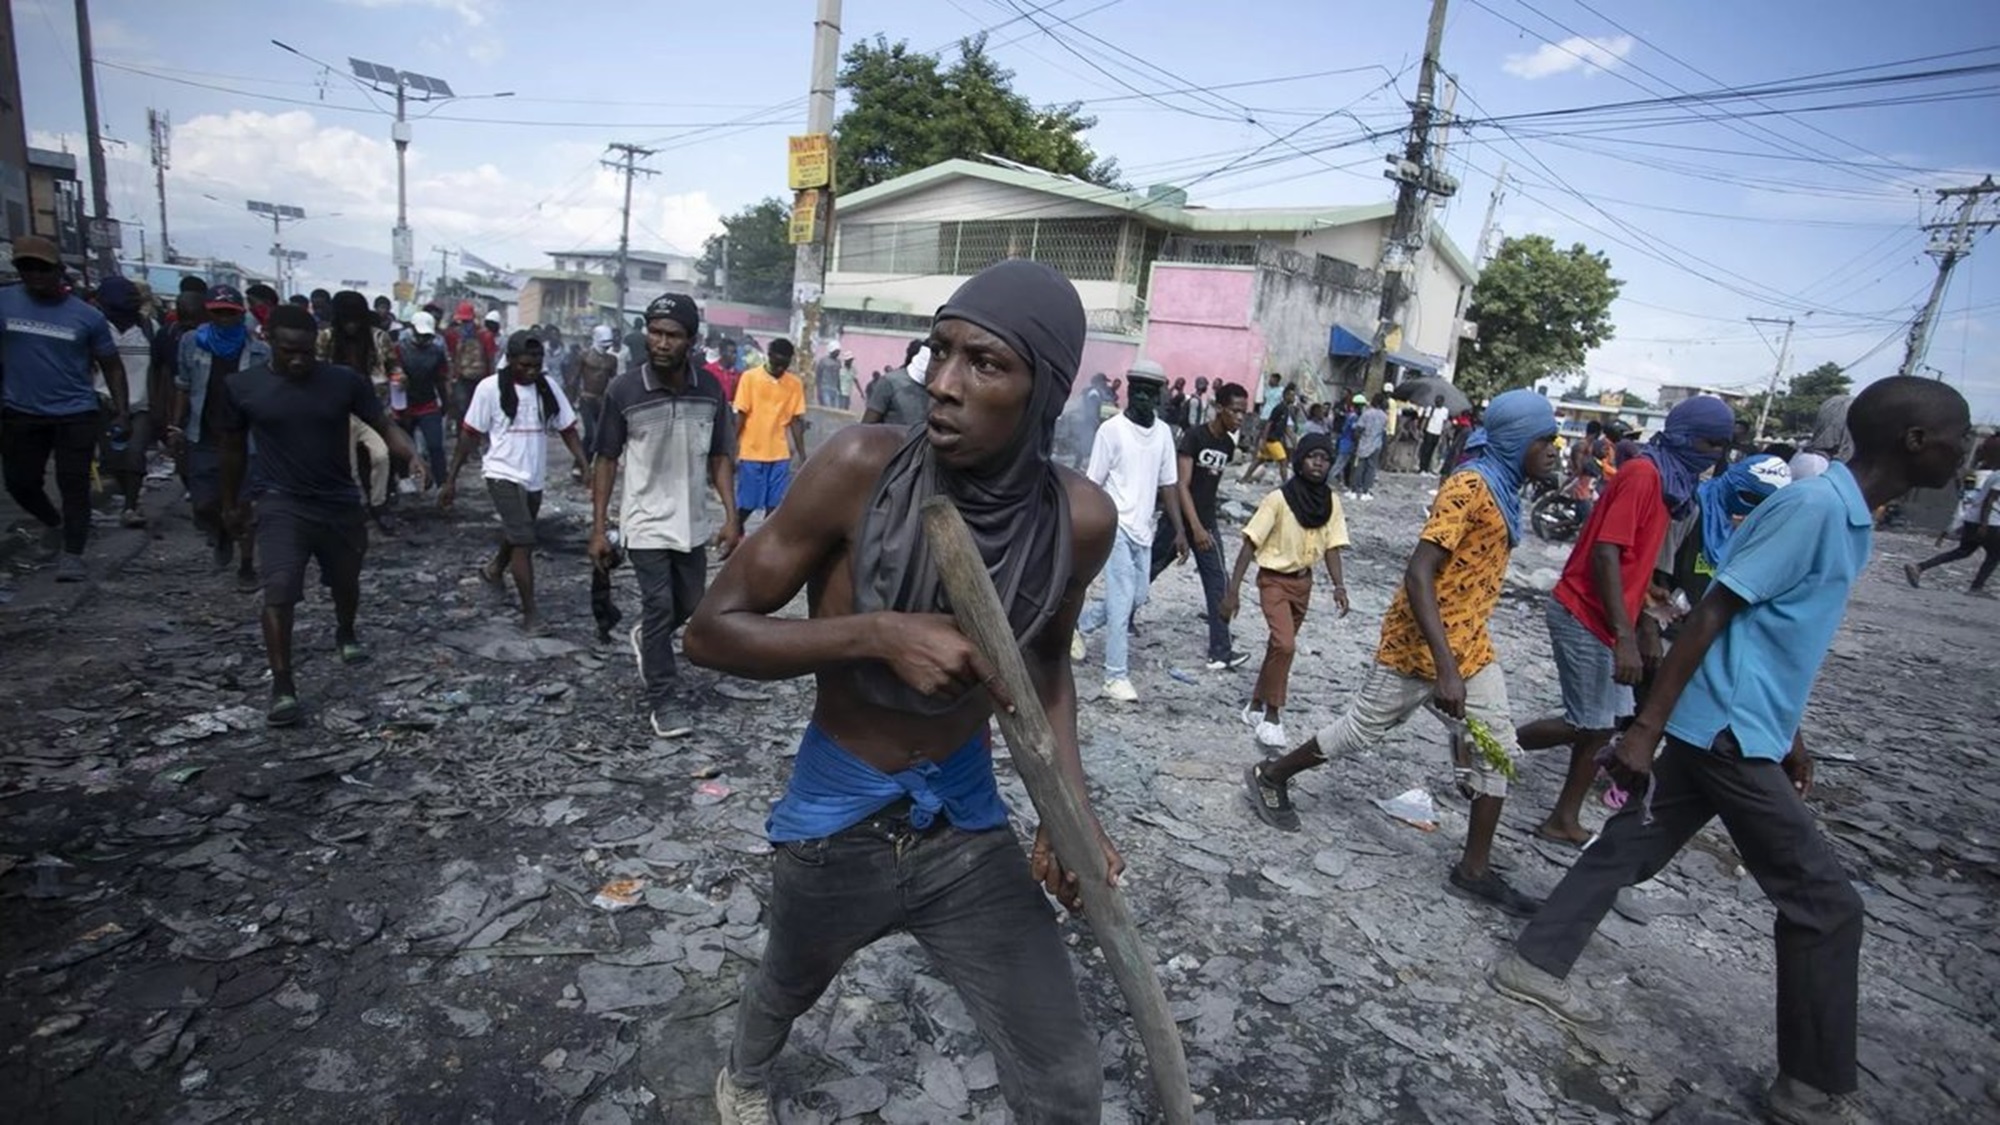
[1070,629,1086,661]
[715,1067,774,1125]
[1240,701,1260,727]
[1256,720,1289,748]
[1342,490,1357,500]
[1360,492,1375,502]
[1103,678,1139,703]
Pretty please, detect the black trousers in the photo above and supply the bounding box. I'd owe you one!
[2,408,99,555]
[1515,731,1862,1094]
[629,546,707,705]
[1419,432,1442,473]
[1916,521,1998,589]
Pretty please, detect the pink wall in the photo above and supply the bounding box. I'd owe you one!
[1142,264,1268,396]
[1076,336,1140,404]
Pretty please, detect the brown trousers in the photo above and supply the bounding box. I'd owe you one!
[1253,568,1312,709]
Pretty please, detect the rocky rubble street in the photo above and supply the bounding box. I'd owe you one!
[2,456,1997,1124]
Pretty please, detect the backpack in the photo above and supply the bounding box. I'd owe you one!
[451,327,487,383]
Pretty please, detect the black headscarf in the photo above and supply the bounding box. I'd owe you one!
[1281,431,1335,529]
[499,331,559,426]
[851,260,1084,715]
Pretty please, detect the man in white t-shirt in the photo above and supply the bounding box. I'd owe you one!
[1419,393,1451,474]
[93,277,161,527]
[441,331,587,632]
[1076,360,1186,702]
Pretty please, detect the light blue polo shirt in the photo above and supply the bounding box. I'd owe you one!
[1666,461,1872,761]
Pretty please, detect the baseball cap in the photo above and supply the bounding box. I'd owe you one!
[455,301,476,320]
[411,311,438,335]
[10,235,60,266]
[205,284,246,312]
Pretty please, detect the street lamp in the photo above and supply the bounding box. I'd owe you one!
[248,200,306,295]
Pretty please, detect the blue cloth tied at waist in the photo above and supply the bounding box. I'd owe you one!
[766,722,1009,843]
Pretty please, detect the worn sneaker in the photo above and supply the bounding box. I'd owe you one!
[1102,678,1139,703]
[266,693,303,728]
[1070,629,1086,661]
[1240,701,1260,727]
[338,640,370,665]
[714,1067,773,1125]
[1489,950,1603,1026]
[1243,762,1300,831]
[1902,562,1922,589]
[1449,866,1541,918]
[54,553,87,583]
[1206,651,1251,671]
[650,709,694,739]
[1767,1074,1871,1124]
[1255,719,1289,748]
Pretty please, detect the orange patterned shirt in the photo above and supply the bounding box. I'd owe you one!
[1376,472,1514,681]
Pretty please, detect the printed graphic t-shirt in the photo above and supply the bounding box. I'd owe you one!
[1376,471,1514,681]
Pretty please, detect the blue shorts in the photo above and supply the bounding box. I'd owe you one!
[737,458,792,512]
[1546,597,1633,731]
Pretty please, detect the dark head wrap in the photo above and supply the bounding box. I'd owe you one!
[1281,431,1336,529]
[499,330,558,426]
[851,260,1084,715]
[644,292,700,338]
[1642,395,1736,518]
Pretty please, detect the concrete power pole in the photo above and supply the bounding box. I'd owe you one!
[1443,159,1505,381]
[1749,315,1795,442]
[604,143,658,330]
[431,245,454,299]
[1897,175,1999,379]
[73,0,116,274]
[1364,0,1455,395]
[148,109,172,262]
[790,0,842,349]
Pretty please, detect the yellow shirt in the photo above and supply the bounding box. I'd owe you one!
[732,365,805,463]
[1375,472,1512,681]
[1243,490,1349,574]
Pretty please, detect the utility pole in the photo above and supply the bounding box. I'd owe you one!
[1443,159,1505,382]
[431,245,455,299]
[1749,315,1795,442]
[73,0,116,274]
[1364,0,1456,395]
[790,0,842,348]
[603,143,658,328]
[1897,175,1999,379]
[248,199,305,294]
[147,109,172,262]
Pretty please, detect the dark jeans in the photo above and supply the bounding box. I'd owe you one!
[629,546,706,704]
[398,412,447,488]
[2,408,99,555]
[731,810,1100,1121]
[1419,432,1441,473]
[1515,731,1862,1094]
[1353,450,1381,493]
[577,395,605,462]
[1146,515,1232,660]
[1916,521,1998,589]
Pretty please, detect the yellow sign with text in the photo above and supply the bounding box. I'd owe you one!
[788,191,821,245]
[787,134,832,190]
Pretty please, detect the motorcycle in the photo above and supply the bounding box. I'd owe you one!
[1522,474,1588,543]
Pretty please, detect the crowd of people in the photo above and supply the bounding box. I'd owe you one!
[3,237,1990,1125]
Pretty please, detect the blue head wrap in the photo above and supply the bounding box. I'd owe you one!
[1456,390,1558,546]
[1641,395,1736,518]
[1697,453,1790,568]
[194,320,248,360]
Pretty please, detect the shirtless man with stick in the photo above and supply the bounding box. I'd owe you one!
[684,260,1123,1123]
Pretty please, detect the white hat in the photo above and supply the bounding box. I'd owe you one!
[591,324,615,349]
[483,310,501,325]
[828,343,842,356]
[411,310,437,335]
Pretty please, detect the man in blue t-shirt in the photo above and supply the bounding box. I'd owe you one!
[0,236,128,580]
[1491,375,1973,1124]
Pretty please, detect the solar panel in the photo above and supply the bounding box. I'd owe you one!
[247,200,273,215]
[349,58,395,84]
[404,72,453,97]
[278,205,306,220]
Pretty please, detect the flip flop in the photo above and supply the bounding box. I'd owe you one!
[338,641,370,665]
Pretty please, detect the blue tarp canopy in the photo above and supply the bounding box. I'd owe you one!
[1328,324,1372,357]
[1386,351,1440,376]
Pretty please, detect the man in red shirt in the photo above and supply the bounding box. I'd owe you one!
[1517,396,1736,844]
[704,336,742,403]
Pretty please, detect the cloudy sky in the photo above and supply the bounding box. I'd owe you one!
[16,0,2000,418]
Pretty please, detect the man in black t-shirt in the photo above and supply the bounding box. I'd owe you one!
[216,304,424,727]
[1150,380,1250,668]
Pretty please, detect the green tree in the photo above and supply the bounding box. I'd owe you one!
[834,34,1119,193]
[698,198,796,308]
[1457,235,1622,401]
[1772,360,1852,435]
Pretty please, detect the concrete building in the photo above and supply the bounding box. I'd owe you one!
[821,157,1476,401]
[0,2,29,250]
[1658,383,1752,412]
[27,147,85,268]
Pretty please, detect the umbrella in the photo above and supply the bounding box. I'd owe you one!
[1391,376,1470,415]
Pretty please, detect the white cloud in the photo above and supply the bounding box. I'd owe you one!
[1502,35,1635,80]
[338,0,503,64]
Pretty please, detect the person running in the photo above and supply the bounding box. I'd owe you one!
[1243,389,1561,917]
[1222,431,1351,749]
[93,276,162,529]
[1515,396,1736,846]
[320,291,401,527]
[441,331,587,634]
[1242,385,1296,484]
[861,339,930,429]
[590,294,740,739]
[1905,433,2000,594]
[573,324,620,461]
[392,310,451,491]
[732,337,806,528]
[1347,393,1389,501]
[171,284,268,586]
[1076,360,1186,703]
[683,260,1119,1124]
[0,237,127,581]
[214,304,423,726]
[1492,376,1971,1125]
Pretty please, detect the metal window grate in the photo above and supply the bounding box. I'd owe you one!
[837,218,1126,281]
